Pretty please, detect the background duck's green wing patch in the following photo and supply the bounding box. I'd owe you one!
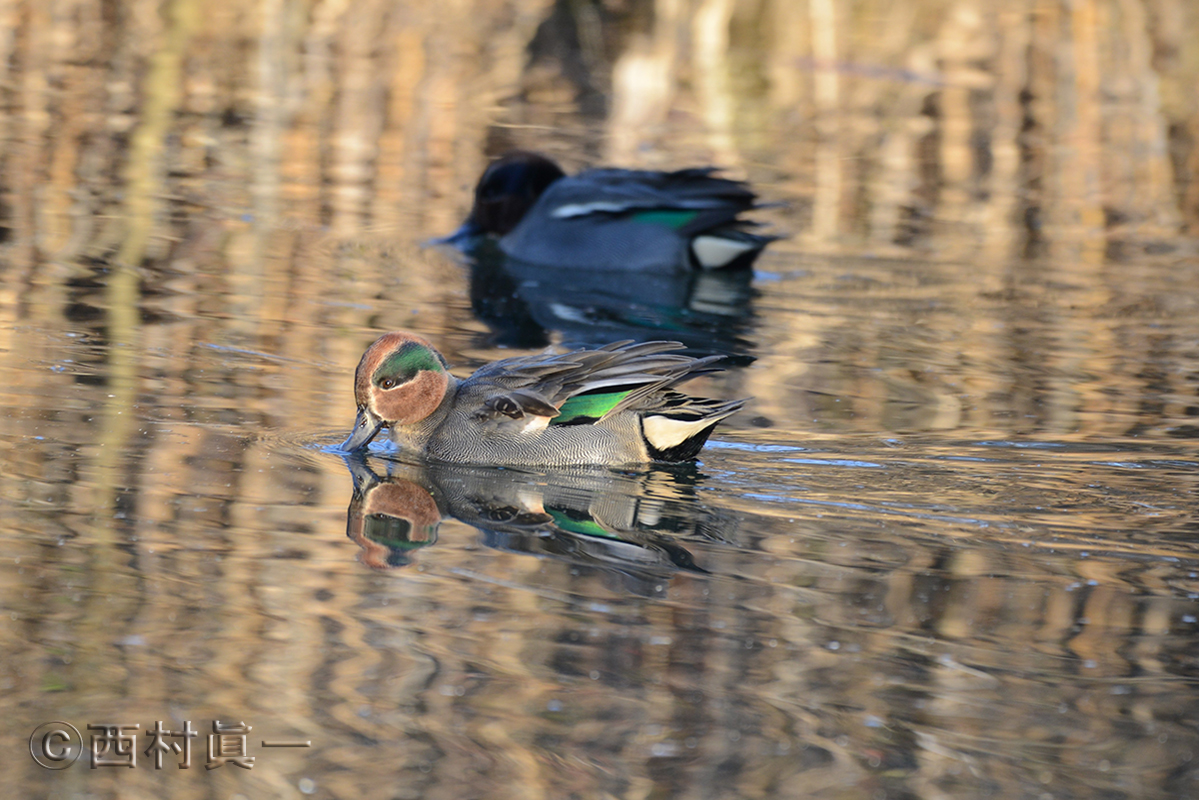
[630,209,700,229]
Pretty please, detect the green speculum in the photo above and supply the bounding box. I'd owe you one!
[552,390,629,425]
[631,209,699,229]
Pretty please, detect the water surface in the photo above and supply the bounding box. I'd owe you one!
[3,1,1199,798]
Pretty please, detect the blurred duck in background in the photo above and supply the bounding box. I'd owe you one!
[437,151,780,272]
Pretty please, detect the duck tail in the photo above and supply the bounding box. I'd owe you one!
[689,229,781,270]
[641,398,745,462]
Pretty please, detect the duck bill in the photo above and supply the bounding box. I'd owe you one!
[423,218,482,248]
[340,406,384,452]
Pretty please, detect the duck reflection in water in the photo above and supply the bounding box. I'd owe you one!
[465,246,759,364]
[342,454,740,597]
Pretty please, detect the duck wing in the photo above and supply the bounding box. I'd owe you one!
[542,168,760,220]
[458,340,725,426]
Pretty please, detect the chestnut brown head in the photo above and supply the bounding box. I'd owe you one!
[341,332,451,452]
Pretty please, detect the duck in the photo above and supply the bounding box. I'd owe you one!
[339,331,745,466]
[438,151,779,272]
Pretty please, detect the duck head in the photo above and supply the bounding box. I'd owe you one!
[459,151,566,238]
[340,332,451,452]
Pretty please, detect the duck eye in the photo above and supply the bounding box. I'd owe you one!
[380,378,397,390]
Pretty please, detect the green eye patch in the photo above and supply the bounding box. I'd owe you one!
[374,342,445,389]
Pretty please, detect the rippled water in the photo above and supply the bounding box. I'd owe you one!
[4,0,1199,798]
[7,244,1199,799]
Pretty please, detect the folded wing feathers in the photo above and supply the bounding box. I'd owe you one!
[470,341,728,422]
[596,356,726,419]
[546,168,760,218]
[506,389,561,418]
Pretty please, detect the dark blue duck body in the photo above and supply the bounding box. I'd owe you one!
[447,152,779,273]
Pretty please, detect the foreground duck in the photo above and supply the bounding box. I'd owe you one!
[340,331,745,466]
[440,151,779,272]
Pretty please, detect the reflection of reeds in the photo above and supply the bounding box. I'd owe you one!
[1,0,1196,266]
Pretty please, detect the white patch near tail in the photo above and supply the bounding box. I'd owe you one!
[690,235,758,269]
[642,414,715,451]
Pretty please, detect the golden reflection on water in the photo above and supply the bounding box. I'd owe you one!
[2,0,1199,797]
[6,432,1199,798]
